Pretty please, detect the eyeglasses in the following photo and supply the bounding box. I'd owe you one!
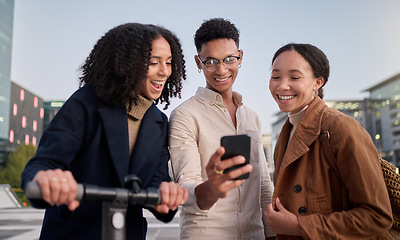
[197,55,241,71]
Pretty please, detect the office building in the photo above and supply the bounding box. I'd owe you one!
[364,72,400,165]
[0,0,15,166]
[8,82,44,152]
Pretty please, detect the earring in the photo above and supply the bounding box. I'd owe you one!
[314,90,318,97]
[238,64,241,68]
[198,68,202,73]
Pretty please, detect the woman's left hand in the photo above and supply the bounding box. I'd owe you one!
[153,182,189,214]
[265,198,302,236]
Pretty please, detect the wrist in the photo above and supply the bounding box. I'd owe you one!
[194,180,219,210]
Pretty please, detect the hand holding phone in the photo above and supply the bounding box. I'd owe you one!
[221,134,251,180]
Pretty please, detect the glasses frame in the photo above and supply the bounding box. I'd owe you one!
[197,54,241,72]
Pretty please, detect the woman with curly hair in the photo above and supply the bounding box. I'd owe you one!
[21,23,188,240]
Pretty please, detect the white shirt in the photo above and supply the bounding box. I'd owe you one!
[169,87,274,240]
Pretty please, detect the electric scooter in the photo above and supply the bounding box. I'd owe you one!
[25,175,160,240]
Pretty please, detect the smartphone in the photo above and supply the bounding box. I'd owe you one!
[220,134,251,180]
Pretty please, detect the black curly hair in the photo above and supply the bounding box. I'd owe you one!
[272,43,330,99]
[79,23,186,110]
[194,18,240,53]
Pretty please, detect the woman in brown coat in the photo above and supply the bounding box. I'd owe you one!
[265,43,393,239]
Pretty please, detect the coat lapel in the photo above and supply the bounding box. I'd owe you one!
[98,106,130,186]
[274,98,328,184]
[130,105,163,175]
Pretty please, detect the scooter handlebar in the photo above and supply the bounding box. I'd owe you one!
[24,181,161,207]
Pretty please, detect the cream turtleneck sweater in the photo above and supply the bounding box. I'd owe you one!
[126,95,153,156]
[288,105,308,142]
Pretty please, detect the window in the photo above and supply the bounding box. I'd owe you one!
[40,108,44,119]
[32,137,37,146]
[13,104,17,116]
[33,120,37,132]
[9,130,14,143]
[22,116,26,128]
[20,89,25,101]
[25,135,29,145]
[34,97,38,108]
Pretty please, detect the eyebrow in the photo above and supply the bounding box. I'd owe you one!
[203,53,239,60]
[271,69,303,74]
[150,56,172,60]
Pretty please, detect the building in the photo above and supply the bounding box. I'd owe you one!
[43,100,65,131]
[0,1,65,169]
[364,72,400,165]
[262,134,274,178]
[8,82,44,152]
[0,0,15,166]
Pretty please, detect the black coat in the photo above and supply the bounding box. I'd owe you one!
[21,86,175,240]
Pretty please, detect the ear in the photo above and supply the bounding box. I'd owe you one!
[315,77,324,91]
[238,49,244,65]
[194,55,202,70]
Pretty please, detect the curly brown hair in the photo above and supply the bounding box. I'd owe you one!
[79,23,186,109]
[194,18,240,53]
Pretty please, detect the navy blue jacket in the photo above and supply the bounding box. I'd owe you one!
[21,86,175,239]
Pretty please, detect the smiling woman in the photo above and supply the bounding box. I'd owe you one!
[265,43,393,239]
[20,23,188,240]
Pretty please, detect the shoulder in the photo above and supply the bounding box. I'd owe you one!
[64,85,103,108]
[170,96,200,120]
[324,107,368,139]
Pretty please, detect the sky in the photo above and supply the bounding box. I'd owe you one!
[10,0,400,134]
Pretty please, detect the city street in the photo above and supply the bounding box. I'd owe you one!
[0,207,180,240]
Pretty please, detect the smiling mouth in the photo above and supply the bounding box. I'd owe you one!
[278,94,295,100]
[215,76,229,82]
[151,80,164,91]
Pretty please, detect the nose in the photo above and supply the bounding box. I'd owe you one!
[276,78,290,91]
[215,61,229,73]
[159,63,171,76]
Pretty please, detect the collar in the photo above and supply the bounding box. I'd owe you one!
[195,87,243,107]
[126,95,153,120]
[292,97,327,143]
[288,105,308,129]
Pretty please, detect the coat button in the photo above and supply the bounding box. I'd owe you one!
[298,207,307,215]
[294,185,302,193]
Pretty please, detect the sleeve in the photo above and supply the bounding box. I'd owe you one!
[20,89,89,207]
[298,116,393,239]
[169,107,209,212]
[253,115,275,237]
[21,91,88,187]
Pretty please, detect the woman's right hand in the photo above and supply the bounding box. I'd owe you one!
[265,198,301,236]
[32,169,80,211]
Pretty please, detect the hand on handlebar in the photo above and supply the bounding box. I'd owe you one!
[154,182,189,214]
[32,169,80,211]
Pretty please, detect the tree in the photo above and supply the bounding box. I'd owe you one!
[0,144,37,187]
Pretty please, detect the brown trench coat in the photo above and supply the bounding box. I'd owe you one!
[272,97,393,239]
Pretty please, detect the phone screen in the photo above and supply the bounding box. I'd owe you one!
[221,134,251,180]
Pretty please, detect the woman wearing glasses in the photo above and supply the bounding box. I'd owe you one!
[169,18,275,239]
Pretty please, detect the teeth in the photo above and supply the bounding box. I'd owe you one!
[278,95,295,100]
[215,77,229,82]
[151,80,164,85]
